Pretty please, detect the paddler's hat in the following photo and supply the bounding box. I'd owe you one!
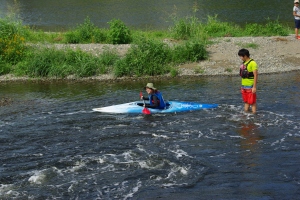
[144,83,156,90]
[295,0,299,3]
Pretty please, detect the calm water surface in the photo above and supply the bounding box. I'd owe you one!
[0,0,293,31]
[0,72,300,199]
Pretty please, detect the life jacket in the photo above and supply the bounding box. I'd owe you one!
[240,59,254,79]
[149,91,166,109]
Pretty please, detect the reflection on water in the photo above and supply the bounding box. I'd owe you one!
[0,0,292,31]
[239,123,261,151]
[238,122,262,168]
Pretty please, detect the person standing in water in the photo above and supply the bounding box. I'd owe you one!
[238,49,258,114]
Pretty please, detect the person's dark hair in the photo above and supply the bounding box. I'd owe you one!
[238,49,250,57]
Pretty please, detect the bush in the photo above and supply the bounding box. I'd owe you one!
[264,19,289,36]
[108,19,132,44]
[244,19,289,36]
[64,17,106,43]
[172,40,208,64]
[14,47,119,78]
[204,15,241,37]
[0,18,27,64]
[0,60,11,75]
[114,38,170,77]
[170,16,201,40]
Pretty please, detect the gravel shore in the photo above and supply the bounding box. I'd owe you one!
[1,35,300,82]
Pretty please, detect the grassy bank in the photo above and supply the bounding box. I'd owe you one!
[0,14,291,79]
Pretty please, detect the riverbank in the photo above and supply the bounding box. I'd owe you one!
[1,35,299,82]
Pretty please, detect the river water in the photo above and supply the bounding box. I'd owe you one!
[0,0,294,31]
[0,72,300,199]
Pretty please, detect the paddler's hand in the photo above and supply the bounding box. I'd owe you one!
[252,87,256,93]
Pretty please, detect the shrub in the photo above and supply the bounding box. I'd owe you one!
[108,19,132,44]
[14,47,119,78]
[0,60,11,75]
[64,17,106,43]
[171,18,192,40]
[170,16,202,40]
[114,38,170,77]
[264,19,289,36]
[204,15,241,37]
[64,31,81,44]
[172,40,208,64]
[0,18,27,64]
[244,19,289,36]
[0,34,26,64]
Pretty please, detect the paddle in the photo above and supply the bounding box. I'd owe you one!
[140,91,151,114]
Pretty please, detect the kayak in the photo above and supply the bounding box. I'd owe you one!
[92,101,218,114]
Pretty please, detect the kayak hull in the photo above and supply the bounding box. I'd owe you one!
[93,101,218,114]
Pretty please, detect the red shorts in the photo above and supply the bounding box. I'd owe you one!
[241,88,256,105]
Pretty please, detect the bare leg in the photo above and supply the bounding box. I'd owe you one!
[244,103,250,112]
[251,103,257,114]
[296,28,299,38]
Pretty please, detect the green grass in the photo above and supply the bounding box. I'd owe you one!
[114,37,207,77]
[13,47,119,78]
[236,42,259,49]
[0,13,293,79]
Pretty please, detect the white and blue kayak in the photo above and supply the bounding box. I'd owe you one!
[93,101,218,114]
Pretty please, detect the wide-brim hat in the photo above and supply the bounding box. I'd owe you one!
[144,83,156,90]
[295,0,299,3]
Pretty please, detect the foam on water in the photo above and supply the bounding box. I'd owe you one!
[28,170,47,185]
[1,73,300,199]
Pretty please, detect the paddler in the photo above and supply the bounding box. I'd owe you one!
[140,83,166,109]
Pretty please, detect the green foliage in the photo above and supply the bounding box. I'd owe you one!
[64,17,107,43]
[131,29,169,43]
[204,15,242,37]
[172,40,208,64]
[0,14,294,78]
[0,34,26,64]
[170,68,178,77]
[14,47,119,78]
[0,18,27,64]
[194,66,205,74]
[263,19,289,36]
[171,18,192,40]
[24,30,64,43]
[225,68,232,73]
[170,16,202,40]
[114,38,170,77]
[64,31,80,44]
[108,19,132,44]
[114,38,207,77]
[169,14,289,39]
[99,48,119,67]
[244,43,259,49]
[244,19,289,36]
[0,60,11,75]
[0,17,27,39]
[244,23,261,36]
[168,4,203,40]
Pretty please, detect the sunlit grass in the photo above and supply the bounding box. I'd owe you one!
[0,11,293,78]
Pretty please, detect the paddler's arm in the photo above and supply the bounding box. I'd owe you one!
[144,96,159,108]
[141,96,149,100]
[252,69,258,93]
